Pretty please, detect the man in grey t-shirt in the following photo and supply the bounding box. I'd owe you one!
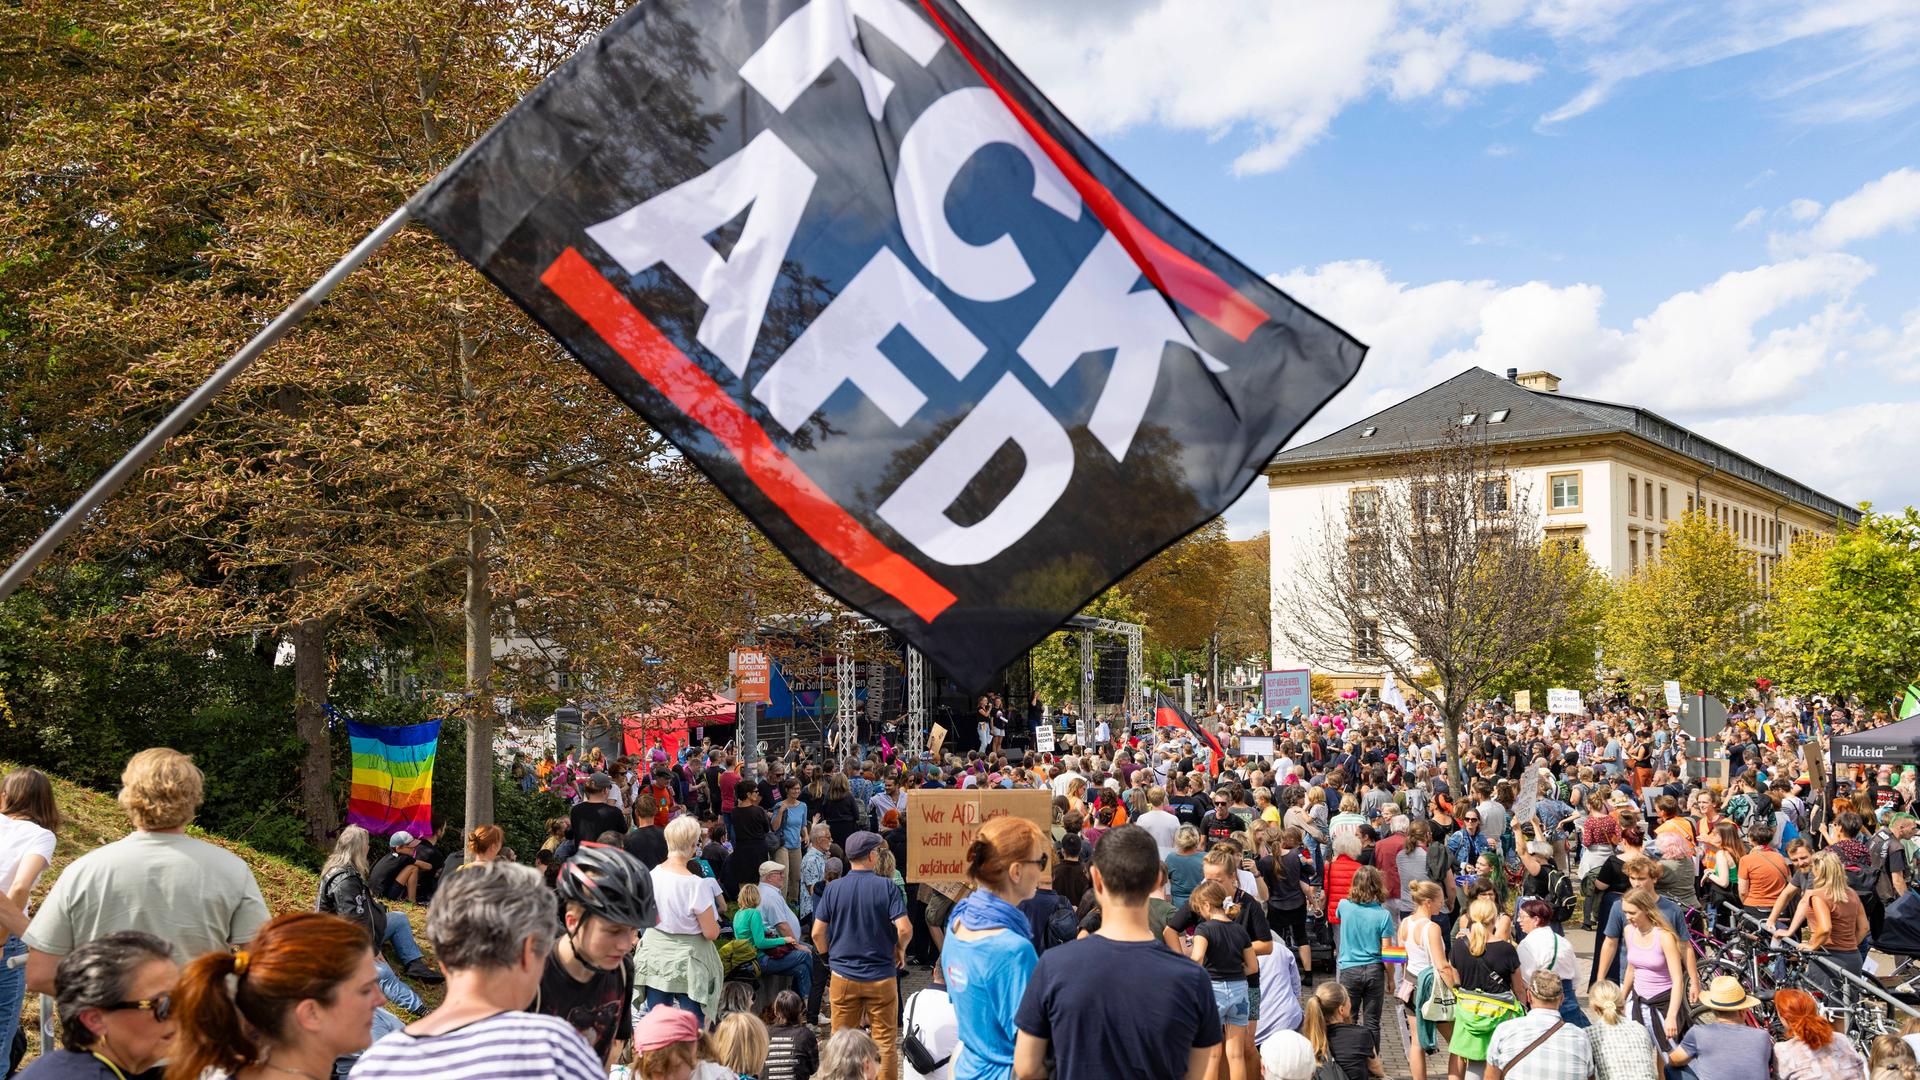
[26,748,269,993]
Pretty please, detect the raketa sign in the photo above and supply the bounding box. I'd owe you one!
[415,0,1363,689]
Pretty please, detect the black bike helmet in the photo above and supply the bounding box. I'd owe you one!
[557,842,658,930]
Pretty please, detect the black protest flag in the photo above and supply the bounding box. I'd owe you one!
[411,0,1365,690]
[1155,691,1223,766]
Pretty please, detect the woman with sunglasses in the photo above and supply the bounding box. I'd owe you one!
[165,911,385,1080]
[940,815,1049,1080]
[21,930,178,1080]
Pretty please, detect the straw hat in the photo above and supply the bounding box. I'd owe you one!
[1699,975,1760,1012]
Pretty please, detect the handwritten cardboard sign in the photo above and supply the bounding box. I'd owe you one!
[906,788,1052,883]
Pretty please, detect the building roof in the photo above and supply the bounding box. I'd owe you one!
[1270,367,1859,523]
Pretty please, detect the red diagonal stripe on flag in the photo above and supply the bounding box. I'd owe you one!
[916,0,1268,343]
[541,247,957,624]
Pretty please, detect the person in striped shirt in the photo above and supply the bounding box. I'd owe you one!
[349,861,602,1080]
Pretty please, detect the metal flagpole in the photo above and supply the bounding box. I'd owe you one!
[0,203,415,605]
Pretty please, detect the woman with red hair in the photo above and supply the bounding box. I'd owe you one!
[1771,987,1867,1079]
[167,911,385,1080]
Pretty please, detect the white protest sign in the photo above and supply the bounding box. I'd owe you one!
[1663,681,1682,709]
[1547,688,1583,715]
[1035,724,1054,752]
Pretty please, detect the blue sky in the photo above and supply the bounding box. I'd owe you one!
[969,0,1920,537]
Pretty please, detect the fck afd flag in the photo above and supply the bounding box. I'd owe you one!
[412,0,1366,690]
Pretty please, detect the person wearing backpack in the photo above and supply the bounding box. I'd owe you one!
[1867,812,1916,942]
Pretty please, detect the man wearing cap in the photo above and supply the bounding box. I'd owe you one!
[753,860,816,1004]
[370,830,434,904]
[811,830,909,1079]
[568,772,627,845]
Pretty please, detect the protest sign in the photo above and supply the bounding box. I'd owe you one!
[1663,681,1682,709]
[1035,724,1055,752]
[1263,669,1311,717]
[1546,688,1583,715]
[907,788,1052,882]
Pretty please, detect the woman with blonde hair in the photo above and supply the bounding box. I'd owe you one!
[1772,986,1867,1079]
[1168,825,1207,908]
[1400,880,1454,1079]
[1299,978,1380,1080]
[1805,850,1870,983]
[634,814,725,1022]
[1582,979,1655,1080]
[1618,887,1686,1055]
[943,815,1048,1080]
[1444,896,1522,1080]
[314,826,435,996]
[709,1010,770,1078]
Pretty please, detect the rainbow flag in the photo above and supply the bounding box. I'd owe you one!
[1380,942,1407,964]
[347,720,440,838]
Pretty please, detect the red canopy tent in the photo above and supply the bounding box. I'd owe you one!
[622,692,735,760]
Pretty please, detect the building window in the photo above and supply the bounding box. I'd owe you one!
[1349,487,1380,523]
[1359,426,1377,438]
[1414,483,1442,519]
[1354,620,1380,661]
[1644,480,1653,519]
[1686,493,1694,514]
[1482,478,1510,514]
[1629,537,1639,573]
[1488,409,1509,424]
[1628,475,1638,514]
[1660,485,1669,521]
[1549,471,1581,511]
[1459,413,1478,425]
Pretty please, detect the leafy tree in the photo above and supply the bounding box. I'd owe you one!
[1277,426,1590,791]
[1762,505,1920,708]
[0,0,823,840]
[1485,550,1612,703]
[1603,509,1758,698]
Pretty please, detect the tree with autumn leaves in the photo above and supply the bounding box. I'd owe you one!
[0,0,825,844]
[1601,509,1758,699]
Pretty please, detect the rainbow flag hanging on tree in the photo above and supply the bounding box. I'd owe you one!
[347,720,440,837]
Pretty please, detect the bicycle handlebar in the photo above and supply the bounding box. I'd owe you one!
[1716,901,1920,1022]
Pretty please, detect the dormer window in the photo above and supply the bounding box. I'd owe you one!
[1459,413,1477,425]
[1359,426,1376,438]
[1488,409,1509,423]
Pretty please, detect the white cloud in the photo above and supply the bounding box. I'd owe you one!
[1486,143,1519,157]
[1693,402,1917,510]
[1734,207,1766,231]
[1771,167,1920,254]
[1786,197,1825,222]
[1534,2,1920,131]
[963,0,1539,174]
[1268,253,1878,445]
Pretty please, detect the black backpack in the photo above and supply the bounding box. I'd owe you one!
[1544,864,1578,923]
[1041,894,1079,951]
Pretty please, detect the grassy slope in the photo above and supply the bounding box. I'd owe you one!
[15,765,444,1050]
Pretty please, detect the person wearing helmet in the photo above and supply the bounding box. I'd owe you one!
[538,841,656,1068]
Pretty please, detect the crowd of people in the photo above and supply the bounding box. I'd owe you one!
[3,692,1920,1080]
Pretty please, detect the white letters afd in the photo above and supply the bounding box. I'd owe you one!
[585,0,1228,568]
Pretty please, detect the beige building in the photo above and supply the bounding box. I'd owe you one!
[1265,366,1856,682]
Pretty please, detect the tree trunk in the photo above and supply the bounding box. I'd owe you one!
[464,506,494,832]
[1443,704,1466,795]
[291,616,338,846]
